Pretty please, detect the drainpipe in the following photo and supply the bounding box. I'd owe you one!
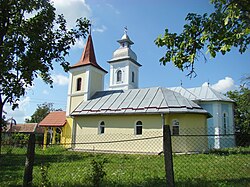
[71,116,76,149]
[161,113,165,127]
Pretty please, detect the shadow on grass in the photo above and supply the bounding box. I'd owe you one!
[30,177,250,187]
[175,177,250,187]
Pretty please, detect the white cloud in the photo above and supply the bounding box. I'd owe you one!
[43,90,49,95]
[202,77,236,93]
[93,25,107,33]
[52,74,69,86]
[71,38,86,49]
[106,3,120,14]
[52,0,92,28]
[3,97,31,123]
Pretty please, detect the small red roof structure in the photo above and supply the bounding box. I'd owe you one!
[5,123,44,134]
[39,111,66,127]
[70,34,107,73]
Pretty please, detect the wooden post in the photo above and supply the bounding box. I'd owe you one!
[23,133,36,187]
[163,124,175,187]
[0,124,2,155]
[43,127,47,150]
[52,127,56,145]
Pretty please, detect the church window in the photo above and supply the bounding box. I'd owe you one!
[99,121,105,134]
[172,119,180,135]
[76,78,82,91]
[223,112,228,134]
[135,121,142,135]
[132,72,135,83]
[117,70,122,82]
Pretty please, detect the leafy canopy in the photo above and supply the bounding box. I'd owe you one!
[226,86,250,134]
[25,102,61,123]
[155,0,250,77]
[0,0,90,154]
[0,0,90,111]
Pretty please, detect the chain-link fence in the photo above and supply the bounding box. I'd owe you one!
[0,128,249,186]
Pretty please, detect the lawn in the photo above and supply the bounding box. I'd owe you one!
[0,146,249,186]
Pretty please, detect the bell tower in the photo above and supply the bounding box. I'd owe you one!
[66,34,107,116]
[108,29,141,90]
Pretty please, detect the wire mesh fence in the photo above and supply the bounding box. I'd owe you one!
[0,128,249,186]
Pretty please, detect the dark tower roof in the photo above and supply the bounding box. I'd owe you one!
[70,34,107,73]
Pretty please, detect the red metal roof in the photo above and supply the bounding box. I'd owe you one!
[39,111,66,127]
[70,34,108,73]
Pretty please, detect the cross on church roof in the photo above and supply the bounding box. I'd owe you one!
[124,26,128,34]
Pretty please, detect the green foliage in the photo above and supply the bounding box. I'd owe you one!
[0,146,250,187]
[0,147,249,186]
[25,102,60,123]
[90,158,107,187]
[40,163,51,187]
[226,86,250,134]
[155,0,250,77]
[0,0,90,134]
[12,132,29,146]
[209,146,250,155]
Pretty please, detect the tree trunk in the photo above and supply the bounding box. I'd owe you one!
[0,100,3,155]
[23,133,36,187]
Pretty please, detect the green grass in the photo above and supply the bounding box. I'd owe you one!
[0,146,249,186]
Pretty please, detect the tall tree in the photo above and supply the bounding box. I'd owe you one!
[227,86,250,134]
[0,0,90,153]
[25,102,61,123]
[155,0,250,77]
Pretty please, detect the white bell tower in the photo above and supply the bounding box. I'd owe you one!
[66,34,107,116]
[108,29,141,90]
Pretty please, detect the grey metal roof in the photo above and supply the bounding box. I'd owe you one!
[71,87,209,116]
[169,87,198,100]
[169,86,234,102]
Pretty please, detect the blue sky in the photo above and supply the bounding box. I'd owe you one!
[4,0,249,123]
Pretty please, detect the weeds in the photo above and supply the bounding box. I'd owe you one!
[90,158,107,187]
[40,163,51,187]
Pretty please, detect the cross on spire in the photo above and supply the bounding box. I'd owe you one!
[124,26,128,34]
[89,21,92,34]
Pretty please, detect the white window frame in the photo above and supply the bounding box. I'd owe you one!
[76,77,82,91]
[172,119,180,136]
[98,121,105,134]
[116,70,122,83]
[135,121,142,135]
[132,71,135,83]
[223,112,228,135]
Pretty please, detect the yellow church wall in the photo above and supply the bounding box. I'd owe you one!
[89,70,103,98]
[60,117,73,148]
[168,114,208,153]
[73,113,208,154]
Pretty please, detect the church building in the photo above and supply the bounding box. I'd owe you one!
[65,31,213,154]
[40,29,235,153]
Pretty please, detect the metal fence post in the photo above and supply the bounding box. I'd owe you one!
[163,124,175,187]
[23,133,36,187]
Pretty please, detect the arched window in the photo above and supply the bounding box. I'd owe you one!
[76,78,82,91]
[223,113,228,134]
[117,70,122,82]
[99,121,105,134]
[135,121,142,135]
[132,72,135,83]
[172,119,179,135]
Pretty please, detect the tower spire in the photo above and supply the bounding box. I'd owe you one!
[70,34,107,73]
